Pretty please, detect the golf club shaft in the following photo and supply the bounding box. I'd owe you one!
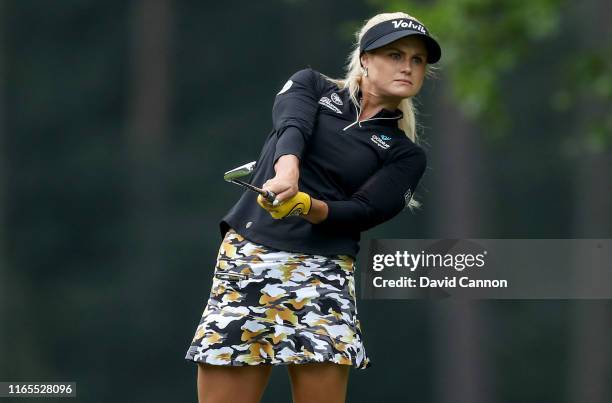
[231,179,276,202]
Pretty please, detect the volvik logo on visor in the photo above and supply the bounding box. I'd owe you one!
[359,17,442,63]
[390,19,427,34]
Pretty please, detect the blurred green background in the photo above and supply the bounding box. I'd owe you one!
[1,0,611,402]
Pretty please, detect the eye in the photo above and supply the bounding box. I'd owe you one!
[413,56,424,64]
[390,52,402,60]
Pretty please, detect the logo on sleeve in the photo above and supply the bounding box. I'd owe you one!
[318,97,342,114]
[331,92,343,105]
[403,188,413,208]
[370,134,391,149]
[277,79,293,95]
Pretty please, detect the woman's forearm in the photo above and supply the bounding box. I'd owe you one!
[273,154,328,223]
[303,197,328,224]
[274,154,300,181]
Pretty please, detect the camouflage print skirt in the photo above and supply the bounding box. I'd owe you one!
[184,228,372,369]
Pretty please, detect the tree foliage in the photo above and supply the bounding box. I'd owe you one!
[367,0,611,149]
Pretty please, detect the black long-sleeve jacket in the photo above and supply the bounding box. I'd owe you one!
[220,68,427,258]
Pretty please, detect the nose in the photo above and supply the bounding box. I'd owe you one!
[400,60,412,74]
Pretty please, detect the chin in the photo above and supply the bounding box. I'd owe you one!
[388,88,415,99]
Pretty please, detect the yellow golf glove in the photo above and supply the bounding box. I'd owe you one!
[257,191,312,219]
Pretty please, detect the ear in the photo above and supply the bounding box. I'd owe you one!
[360,53,368,69]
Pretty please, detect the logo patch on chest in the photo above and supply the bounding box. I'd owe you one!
[370,134,391,149]
[331,92,343,105]
[319,97,342,114]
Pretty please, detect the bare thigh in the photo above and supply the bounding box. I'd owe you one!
[288,362,350,403]
[197,363,273,403]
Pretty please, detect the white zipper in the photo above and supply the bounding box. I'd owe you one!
[341,97,402,131]
[342,100,361,131]
[342,120,359,131]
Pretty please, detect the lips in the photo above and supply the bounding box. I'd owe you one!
[395,79,412,85]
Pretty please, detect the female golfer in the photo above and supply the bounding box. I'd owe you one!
[185,11,441,403]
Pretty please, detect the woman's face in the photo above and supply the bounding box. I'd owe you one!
[360,35,428,100]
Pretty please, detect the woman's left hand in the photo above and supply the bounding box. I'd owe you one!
[257,191,312,219]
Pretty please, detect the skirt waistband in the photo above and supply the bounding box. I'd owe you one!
[221,228,355,271]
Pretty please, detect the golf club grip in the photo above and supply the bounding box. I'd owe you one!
[264,191,276,203]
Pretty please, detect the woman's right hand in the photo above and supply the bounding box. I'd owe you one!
[260,154,300,204]
[261,176,298,204]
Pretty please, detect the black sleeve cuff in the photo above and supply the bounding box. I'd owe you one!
[325,200,363,222]
[274,126,305,164]
[322,199,377,233]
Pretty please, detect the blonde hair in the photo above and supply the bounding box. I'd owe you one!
[323,12,439,211]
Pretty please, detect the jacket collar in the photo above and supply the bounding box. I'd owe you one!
[340,88,403,130]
